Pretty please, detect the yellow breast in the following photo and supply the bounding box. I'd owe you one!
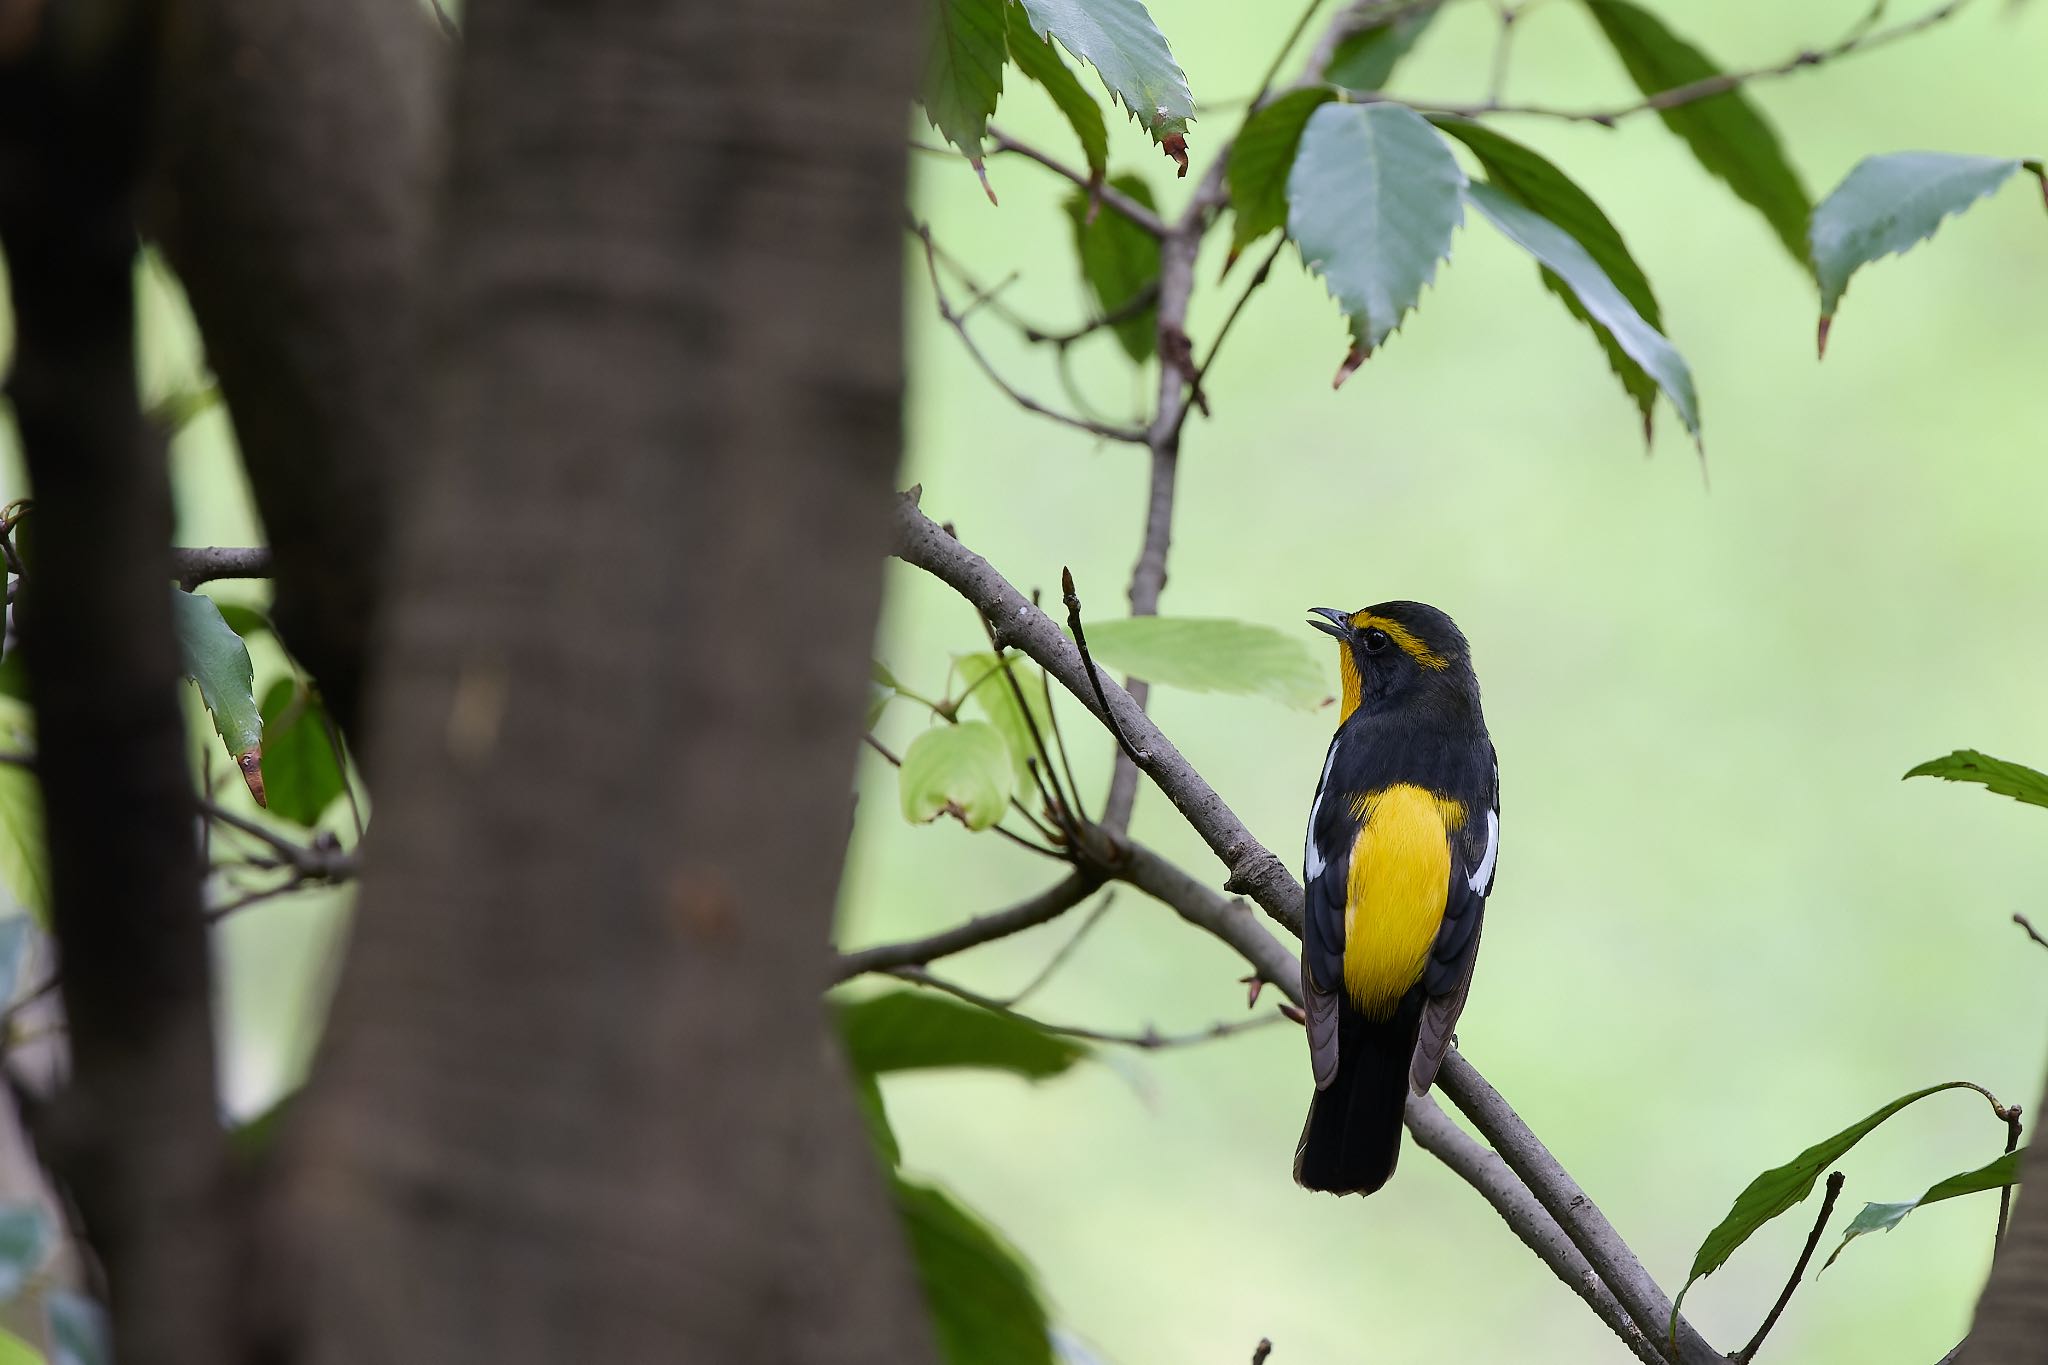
[1342,784,1464,1019]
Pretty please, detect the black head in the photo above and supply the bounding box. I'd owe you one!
[1307,600,1477,723]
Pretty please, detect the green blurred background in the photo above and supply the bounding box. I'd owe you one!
[4,0,2040,1361]
[857,1,2048,1362]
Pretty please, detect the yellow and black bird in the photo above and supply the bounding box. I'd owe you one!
[1295,602,1498,1195]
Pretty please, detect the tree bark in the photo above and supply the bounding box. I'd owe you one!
[1964,1065,2048,1365]
[287,2,932,1362]
[145,0,441,744]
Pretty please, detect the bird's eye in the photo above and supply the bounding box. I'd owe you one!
[1361,627,1391,655]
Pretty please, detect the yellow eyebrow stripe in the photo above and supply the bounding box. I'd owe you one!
[1348,613,1449,670]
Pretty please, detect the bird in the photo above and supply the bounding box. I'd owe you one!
[1294,601,1498,1195]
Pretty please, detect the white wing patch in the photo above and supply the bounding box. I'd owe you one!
[1303,740,1339,881]
[1468,807,1499,894]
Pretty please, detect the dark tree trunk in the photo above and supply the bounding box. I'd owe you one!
[1965,1067,2048,1365]
[285,2,933,1361]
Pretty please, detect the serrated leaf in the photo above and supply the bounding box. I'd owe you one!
[1672,1082,1990,1337]
[1905,749,2048,810]
[1016,0,1194,154]
[1822,1147,2025,1271]
[1073,616,1327,710]
[1323,3,1441,91]
[956,652,1057,791]
[0,765,49,926]
[1006,2,1109,179]
[839,988,1089,1079]
[1063,173,1160,362]
[896,1175,1056,1365]
[922,0,1008,155]
[257,679,346,828]
[170,588,265,806]
[900,721,1013,830]
[1465,180,1700,444]
[1811,153,2042,351]
[47,1291,111,1365]
[1227,88,1335,256]
[1287,102,1465,361]
[0,1205,46,1300]
[1584,0,1810,268]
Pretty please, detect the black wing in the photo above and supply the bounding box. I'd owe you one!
[1412,745,1498,1093]
[1301,733,1356,1090]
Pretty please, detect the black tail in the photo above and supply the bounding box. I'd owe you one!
[1293,992,1424,1195]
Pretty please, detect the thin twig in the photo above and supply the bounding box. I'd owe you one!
[1251,1339,1273,1365]
[861,732,1068,859]
[984,128,1170,237]
[1040,660,1089,825]
[888,965,1291,1050]
[1002,891,1115,1006]
[204,879,311,925]
[2014,912,2048,951]
[1247,0,1334,111]
[1996,1104,2023,1249]
[1021,283,1160,349]
[200,801,354,881]
[1485,1,1518,105]
[832,872,1104,983]
[1170,236,1287,442]
[909,218,1148,444]
[977,627,1079,842]
[1061,567,1141,765]
[1734,1170,1844,1363]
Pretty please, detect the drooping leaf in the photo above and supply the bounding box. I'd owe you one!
[1810,153,2044,353]
[921,0,1008,155]
[1905,749,2048,811]
[838,988,1089,1079]
[1822,1147,2026,1271]
[47,1291,111,1365]
[0,1205,46,1300]
[0,765,49,926]
[1016,0,1195,168]
[1433,116,1667,440]
[1672,1082,1992,1336]
[956,652,1057,792]
[1073,616,1327,711]
[1006,2,1109,180]
[1583,0,1810,268]
[900,721,1014,831]
[1063,173,1160,362]
[1287,102,1465,369]
[170,587,266,806]
[1464,180,1701,444]
[895,1175,1056,1365]
[1227,88,1335,256]
[257,679,347,828]
[1323,3,1441,92]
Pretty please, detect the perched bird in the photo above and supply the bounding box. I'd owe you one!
[1295,602,1498,1195]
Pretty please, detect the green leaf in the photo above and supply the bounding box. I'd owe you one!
[0,1205,47,1299]
[1006,2,1109,180]
[1323,3,1441,91]
[956,652,1056,792]
[257,680,346,828]
[212,602,271,640]
[1823,1147,2026,1271]
[1672,1082,1992,1337]
[838,988,1089,1079]
[1287,102,1465,364]
[899,721,1014,831]
[1811,153,2043,353]
[0,765,49,926]
[1905,749,2048,810]
[1063,173,1160,362]
[170,588,266,806]
[1464,180,1701,445]
[1583,0,1810,267]
[1227,88,1335,257]
[0,651,27,705]
[895,1175,1055,1365]
[866,684,895,731]
[921,0,1008,155]
[1016,0,1194,155]
[852,1067,902,1168]
[0,1326,40,1365]
[1075,616,1328,711]
[47,1291,110,1365]
[1432,117,1668,441]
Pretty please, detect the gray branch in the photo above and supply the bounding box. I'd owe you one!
[171,545,274,591]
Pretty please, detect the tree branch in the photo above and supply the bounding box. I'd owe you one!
[831,872,1102,983]
[1733,1170,1843,1364]
[886,966,1290,1051]
[170,545,274,591]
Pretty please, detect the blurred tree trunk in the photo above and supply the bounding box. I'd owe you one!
[285,1,932,1362]
[1965,1070,2048,1365]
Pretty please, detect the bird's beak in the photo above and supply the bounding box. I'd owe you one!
[1307,607,1350,639]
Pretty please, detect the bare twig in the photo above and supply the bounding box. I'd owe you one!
[887,965,1290,1051]
[1021,283,1160,349]
[201,801,356,882]
[2014,912,2048,951]
[1251,1338,1273,1365]
[1485,1,1518,105]
[1002,890,1115,1006]
[1734,1170,1844,1364]
[909,218,1148,444]
[831,872,1103,983]
[1061,567,1143,767]
[983,128,1169,237]
[1996,1105,2023,1249]
[1171,235,1287,442]
[1247,0,1334,110]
